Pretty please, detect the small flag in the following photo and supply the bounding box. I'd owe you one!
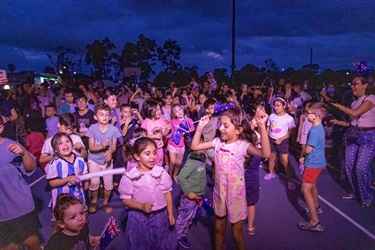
[170,120,191,145]
[100,216,120,250]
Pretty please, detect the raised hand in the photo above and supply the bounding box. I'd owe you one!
[7,144,26,156]
[255,109,269,127]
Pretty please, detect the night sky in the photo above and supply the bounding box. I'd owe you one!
[1,1,374,78]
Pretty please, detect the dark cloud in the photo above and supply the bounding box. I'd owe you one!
[1,1,374,76]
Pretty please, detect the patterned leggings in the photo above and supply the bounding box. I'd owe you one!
[345,130,375,205]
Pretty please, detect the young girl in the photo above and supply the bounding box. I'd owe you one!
[37,88,50,117]
[161,92,173,122]
[123,127,147,172]
[244,109,263,236]
[297,101,313,172]
[45,133,88,209]
[264,97,296,190]
[119,137,176,250]
[141,100,171,167]
[168,104,195,182]
[45,193,100,249]
[191,108,270,250]
[191,93,208,120]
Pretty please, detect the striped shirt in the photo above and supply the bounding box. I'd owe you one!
[46,155,87,208]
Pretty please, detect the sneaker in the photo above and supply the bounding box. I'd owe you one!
[178,237,191,249]
[305,206,323,214]
[361,201,372,208]
[287,181,296,191]
[264,173,276,180]
[342,193,356,200]
[297,221,324,232]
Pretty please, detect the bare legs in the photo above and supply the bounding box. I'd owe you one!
[215,216,246,250]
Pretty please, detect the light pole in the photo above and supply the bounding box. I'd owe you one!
[231,0,236,86]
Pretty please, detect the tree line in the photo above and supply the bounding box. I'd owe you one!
[6,34,373,89]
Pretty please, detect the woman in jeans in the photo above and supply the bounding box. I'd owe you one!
[332,76,375,207]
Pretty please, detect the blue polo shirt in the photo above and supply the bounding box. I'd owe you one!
[304,124,326,169]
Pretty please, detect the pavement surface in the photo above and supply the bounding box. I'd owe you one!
[25,153,375,250]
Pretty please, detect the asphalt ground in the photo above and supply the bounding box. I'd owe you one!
[25,153,375,250]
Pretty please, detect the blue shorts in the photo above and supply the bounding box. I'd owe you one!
[270,137,289,155]
[0,210,41,247]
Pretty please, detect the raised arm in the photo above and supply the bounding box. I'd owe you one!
[247,110,271,158]
[191,115,214,151]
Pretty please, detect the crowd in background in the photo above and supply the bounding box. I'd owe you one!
[0,73,374,249]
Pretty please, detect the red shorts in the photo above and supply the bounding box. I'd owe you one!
[302,167,324,184]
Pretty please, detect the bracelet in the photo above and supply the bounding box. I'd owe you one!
[196,128,203,133]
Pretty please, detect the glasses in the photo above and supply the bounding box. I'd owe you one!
[76,100,87,104]
[351,81,362,86]
[305,112,316,115]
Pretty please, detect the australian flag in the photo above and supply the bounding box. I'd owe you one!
[100,216,120,250]
[170,119,193,145]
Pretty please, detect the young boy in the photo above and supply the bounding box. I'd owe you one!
[119,103,143,141]
[59,88,76,115]
[298,102,327,232]
[86,104,121,214]
[175,135,206,249]
[45,105,59,138]
[0,119,42,249]
[39,113,87,165]
[74,95,96,149]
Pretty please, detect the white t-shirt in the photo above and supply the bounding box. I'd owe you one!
[299,91,312,102]
[267,113,296,139]
[41,134,86,158]
[351,95,375,127]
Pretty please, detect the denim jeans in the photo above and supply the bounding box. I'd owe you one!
[345,130,375,205]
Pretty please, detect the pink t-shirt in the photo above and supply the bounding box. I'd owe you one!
[168,117,195,147]
[25,132,45,156]
[141,118,167,149]
[118,166,172,211]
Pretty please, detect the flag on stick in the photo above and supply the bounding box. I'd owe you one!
[100,216,120,250]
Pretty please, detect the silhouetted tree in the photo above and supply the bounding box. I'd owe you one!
[43,67,56,75]
[85,37,117,79]
[157,39,182,74]
[120,34,157,79]
[264,58,279,72]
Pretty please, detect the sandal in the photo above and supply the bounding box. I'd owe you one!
[103,204,113,214]
[88,201,98,214]
[247,227,255,235]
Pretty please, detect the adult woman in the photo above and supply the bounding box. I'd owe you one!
[332,76,375,207]
[0,89,19,141]
[79,82,98,106]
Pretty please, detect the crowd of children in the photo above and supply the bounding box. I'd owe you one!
[0,74,372,249]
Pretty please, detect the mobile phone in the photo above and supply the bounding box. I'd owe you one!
[0,70,8,85]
